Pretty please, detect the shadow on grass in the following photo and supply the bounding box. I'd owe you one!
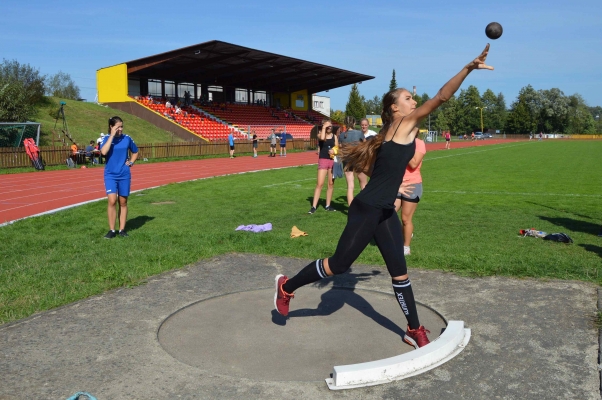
[528,201,595,220]
[127,215,155,231]
[579,244,602,258]
[271,269,408,339]
[537,215,599,236]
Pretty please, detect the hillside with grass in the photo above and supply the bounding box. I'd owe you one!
[35,97,183,146]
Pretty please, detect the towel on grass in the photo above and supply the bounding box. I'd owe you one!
[291,226,308,238]
[235,223,272,232]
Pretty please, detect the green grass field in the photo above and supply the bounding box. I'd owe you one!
[1,140,601,324]
[34,97,182,146]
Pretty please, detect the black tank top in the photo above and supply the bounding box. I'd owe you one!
[355,124,416,209]
[318,136,336,159]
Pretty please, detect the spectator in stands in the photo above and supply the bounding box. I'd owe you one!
[339,116,367,206]
[166,100,172,109]
[360,118,378,140]
[279,130,287,157]
[228,131,235,158]
[252,130,258,158]
[268,129,278,157]
[308,119,338,213]
[85,140,97,164]
[175,105,182,114]
[184,91,191,106]
[100,116,138,239]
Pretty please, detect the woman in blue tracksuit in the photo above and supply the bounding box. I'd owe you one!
[100,116,139,239]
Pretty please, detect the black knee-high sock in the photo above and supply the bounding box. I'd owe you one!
[283,259,328,294]
[392,278,420,330]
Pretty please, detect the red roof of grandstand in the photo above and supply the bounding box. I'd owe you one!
[124,40,374,94]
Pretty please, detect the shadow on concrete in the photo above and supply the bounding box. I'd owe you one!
[127,215,155,231]
[537,215,599,236]
[579,244,602,258]
[272,270,406,338]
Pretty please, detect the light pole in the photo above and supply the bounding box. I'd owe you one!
[475,106,487,134]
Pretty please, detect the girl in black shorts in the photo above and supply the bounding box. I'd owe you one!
[251,130,258,158]
[275,45,493,348]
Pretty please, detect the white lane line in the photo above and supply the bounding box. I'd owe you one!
[262,178,315,187]
[424,143,530,161]
[430,190,602,198]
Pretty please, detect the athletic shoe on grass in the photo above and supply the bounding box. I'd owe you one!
[274,274,294,316]
[324,205,337,212]
[104,230,116,239]
[405,325,431,348]
[308,207,316,214]
[119,230,129,237]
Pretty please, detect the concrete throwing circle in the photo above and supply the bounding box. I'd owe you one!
[158,286,446,382]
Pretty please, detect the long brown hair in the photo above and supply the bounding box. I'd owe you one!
[340,88,406,173]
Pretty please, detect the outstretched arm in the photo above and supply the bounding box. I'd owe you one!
[407,44,493,125]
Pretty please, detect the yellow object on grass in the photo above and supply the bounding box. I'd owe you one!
[291,226,308,238]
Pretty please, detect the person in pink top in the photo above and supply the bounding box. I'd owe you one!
[444,131,451,149]
[394,137,426,255]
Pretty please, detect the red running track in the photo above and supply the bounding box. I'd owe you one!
[0,139,522,225]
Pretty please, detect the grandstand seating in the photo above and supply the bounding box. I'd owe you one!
[133,97,246,142]
[133,96,337,142]
[196,103,315,139]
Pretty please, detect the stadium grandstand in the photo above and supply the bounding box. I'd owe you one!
[97,40,373,142]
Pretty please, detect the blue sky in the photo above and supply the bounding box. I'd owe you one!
[2,0,600,110]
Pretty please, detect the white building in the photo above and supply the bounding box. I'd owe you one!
[312,95,330,117]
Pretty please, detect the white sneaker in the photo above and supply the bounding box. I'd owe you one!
[404,246,411,255]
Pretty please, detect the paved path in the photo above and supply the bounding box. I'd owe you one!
[0,254,598,399]
[0,139,520,225]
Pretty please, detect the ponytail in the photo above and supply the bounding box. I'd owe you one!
[340,88,405,173]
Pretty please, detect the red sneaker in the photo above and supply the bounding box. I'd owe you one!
[404,326,431,349]
[274,274,294,316]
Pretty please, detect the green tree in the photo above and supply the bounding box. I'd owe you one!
[330,109,345,124]
[589,106,602,133]
[362,95,382,115]
[456,85,483,133]
[506,98,537,134]
[433,95,458,134]
[481,89,506,132]
[538,88,569,133]
[0,59,46,104]
[46,71,81,100]
[0,80,36,122]
[566,94,596,134]
[345,83,366,122]
[389,69,397,92]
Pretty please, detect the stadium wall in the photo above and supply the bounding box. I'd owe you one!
[291,89,308,111]
[97,64,132,103]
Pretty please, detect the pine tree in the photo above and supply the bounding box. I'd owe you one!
[345,83,366,122]
[389,69,397,92]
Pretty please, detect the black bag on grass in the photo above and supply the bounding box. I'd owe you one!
[543,233,573,243]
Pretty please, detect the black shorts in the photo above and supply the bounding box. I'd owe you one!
[253,142,258,148]
[280,143,286,148]
[229,145,235,150]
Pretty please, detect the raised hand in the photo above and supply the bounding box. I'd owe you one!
[467,44,494,71]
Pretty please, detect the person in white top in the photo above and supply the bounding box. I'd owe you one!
[360,118,378,139]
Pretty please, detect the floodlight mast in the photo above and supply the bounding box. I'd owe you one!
[475,106,487,134]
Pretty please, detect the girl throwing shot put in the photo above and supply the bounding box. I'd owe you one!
[275,45,493,348]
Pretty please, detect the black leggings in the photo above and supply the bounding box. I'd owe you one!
[328,199,407,277]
